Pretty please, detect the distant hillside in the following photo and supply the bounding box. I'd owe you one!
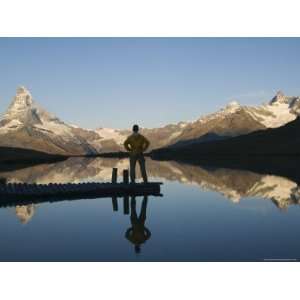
[169,132,229,148]
[151,117,300,158]
[0,146,66,164]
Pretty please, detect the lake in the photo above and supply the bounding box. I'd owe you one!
[0,157,299,261]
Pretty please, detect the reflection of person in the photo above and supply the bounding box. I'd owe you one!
[125,196,151,253]
[124,124,150,183]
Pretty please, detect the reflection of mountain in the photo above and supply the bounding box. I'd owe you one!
[1,158,300,212]
[148,161,300,210]
[15,205,35,224]
[0,157,129,184]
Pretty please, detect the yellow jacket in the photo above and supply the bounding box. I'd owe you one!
[124,133,150,155]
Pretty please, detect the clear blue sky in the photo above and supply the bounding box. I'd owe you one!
[0,38,300,129]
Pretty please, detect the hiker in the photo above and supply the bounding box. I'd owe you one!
[125,196,151,253]
[124,124,150,183]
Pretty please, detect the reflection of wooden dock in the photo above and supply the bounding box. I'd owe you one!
[0,168,162,208]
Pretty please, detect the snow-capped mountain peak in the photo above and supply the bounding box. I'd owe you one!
[14,86,33,105]
[270,90,287,105]
[269,90,300,107]
[4,86,34,118]
[223,100,241,113]
[0,87,102,155]
[244,91,300,128]
[194,100,242,125]
[2,86,61,127]
[226,100,240,109]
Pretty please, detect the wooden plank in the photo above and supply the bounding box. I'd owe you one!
[123,169,129,184]
[123,196,129,215]
[0,189,162,208]
[112,197,118,211]
[0,178,163,209]
[112,168,118,183]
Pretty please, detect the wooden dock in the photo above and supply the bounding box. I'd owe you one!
[0,168,162,208]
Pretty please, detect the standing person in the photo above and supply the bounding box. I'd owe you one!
[124,124,150,183]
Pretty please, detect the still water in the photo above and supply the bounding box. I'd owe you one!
[0,157,300,261]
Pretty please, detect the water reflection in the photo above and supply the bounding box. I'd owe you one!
[125,196,151,254]
[15,205,35,224]
[0,157,300,225]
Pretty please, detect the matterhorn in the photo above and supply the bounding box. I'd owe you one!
[0,86,101,155]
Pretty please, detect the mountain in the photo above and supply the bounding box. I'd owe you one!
[95,91,300,150]
[168,101,266,145]
[165,92,300,147]
[94,122,190,151]
[94,127,129,152]
[151,116,300,159]
[0,87,133,155]
[97,91,300,151]
[0,87,103,155]
[1,87,300,155]
[0,87,139,154]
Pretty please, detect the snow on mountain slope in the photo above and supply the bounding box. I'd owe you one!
[95,123,189,150]
[245,91,300,128]
[246,103,295,128]
[95,128,128,145]
[0,86,76,138]
[247,175,298,209]
[197,100,242,125]
[0,87,99,155]
[166,91,300,147]
[168,101,266,145]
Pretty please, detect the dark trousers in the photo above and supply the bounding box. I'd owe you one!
[130,196,148,223]
[129,154,148,183]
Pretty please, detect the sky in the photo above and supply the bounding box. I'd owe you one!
[0,38,300,129]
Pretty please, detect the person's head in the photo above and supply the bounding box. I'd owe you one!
[132,124,139,133]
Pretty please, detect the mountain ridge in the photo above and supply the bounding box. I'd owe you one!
[0,87,300,155]
[151,116,300,159]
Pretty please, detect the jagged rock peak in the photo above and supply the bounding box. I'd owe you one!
[16,85,30,95]
[16,86,33,101]
[270,90,287,104]
[9,86,34,111]
[2,86,61,127]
